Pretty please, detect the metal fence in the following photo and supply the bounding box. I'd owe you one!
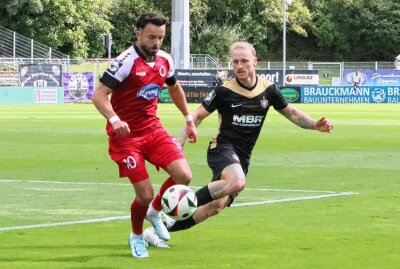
[0,56,397,87]
[190,54,223,69]
[0,26,68,59]
[0,57,108,74]
[0,58,110,88]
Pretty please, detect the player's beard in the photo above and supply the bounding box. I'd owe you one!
[140,44,158,58]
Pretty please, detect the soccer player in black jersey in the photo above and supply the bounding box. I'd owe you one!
[144,41,333,246]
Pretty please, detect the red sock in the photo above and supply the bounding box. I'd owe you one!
[130,199,148,235]
[151,177,176,211]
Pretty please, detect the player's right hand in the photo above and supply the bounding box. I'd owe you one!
[185,121,198,143]
[112,120,131,136]
[315,117,333,133]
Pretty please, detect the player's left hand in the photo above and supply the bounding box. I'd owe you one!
[315,117,333,133]
[185,121,198,143]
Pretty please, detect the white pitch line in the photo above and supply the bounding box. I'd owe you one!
[0,179,132,186]
[245,187,337,194]
[0,215,130,232]
[0,179,346,194]
[232,191,357,207]
[0,192,357,232]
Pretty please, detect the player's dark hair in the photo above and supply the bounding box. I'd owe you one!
[136,13,167,30]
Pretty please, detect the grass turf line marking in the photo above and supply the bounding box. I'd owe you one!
[0,192,355,232]
[0,179,357,232]
[0,179,132,186]
[232,191,356,207]
[0,216,130,232]
[1,179,341,193]
[246,187,339,194]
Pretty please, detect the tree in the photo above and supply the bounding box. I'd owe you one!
[0,0,112,58]
[310,0,400,60]
[191,24,245,61]
[196,0,313,60]
[108,0,166,55]
[1,0,398,60]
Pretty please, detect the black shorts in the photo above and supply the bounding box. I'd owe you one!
[207,141,250,206]
[207,140,250,181]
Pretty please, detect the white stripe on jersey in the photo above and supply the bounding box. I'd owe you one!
[104,46,137,83]
[104,47,175,82]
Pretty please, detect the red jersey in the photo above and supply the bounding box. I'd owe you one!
[100,45,177,136]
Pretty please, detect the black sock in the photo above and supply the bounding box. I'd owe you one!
[195,185,213,206]
[168,186,213,232]
[169,216,196,232]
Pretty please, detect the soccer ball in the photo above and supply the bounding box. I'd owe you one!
[161,185,197,221]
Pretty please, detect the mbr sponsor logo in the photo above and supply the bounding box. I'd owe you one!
[232,115,264,126]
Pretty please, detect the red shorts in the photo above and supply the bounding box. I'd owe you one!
[108,126,184,183]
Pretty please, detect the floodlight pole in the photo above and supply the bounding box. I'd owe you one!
[103,33,112,59]
[172,0,190,69]
[282,0,292,86]
[107,33,112,60]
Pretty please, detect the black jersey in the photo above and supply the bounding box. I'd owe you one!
[202,75,288,157]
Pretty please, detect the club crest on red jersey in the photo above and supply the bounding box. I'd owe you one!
[159,66,167,77]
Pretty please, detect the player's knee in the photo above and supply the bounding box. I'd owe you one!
[143,194,154,205]
[181,173,192,185]
[135,191,154,206]
[167,159,192,185]
[174,170,192,185]
[231,178,246,193]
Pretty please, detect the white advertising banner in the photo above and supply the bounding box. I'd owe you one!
[285,74,319,85]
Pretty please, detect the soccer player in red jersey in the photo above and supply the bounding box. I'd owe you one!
[92,13,197,258]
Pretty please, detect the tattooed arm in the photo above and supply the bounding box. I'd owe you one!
[278,104,333,133]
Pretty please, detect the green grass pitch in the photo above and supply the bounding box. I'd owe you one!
[0,103,399,269]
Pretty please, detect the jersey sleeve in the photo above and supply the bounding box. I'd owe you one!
[159,50,177,86]
[202,87,223,113]
[165,75,177,86]
[268,84,289,110]
[100,48,134,90]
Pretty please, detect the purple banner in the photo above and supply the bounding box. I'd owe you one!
[63,72,94,103]
[343,69,400,86]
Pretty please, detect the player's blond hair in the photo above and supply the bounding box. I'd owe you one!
[230,42,257,57]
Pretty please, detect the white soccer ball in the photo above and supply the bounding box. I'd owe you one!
[161,185,197,221]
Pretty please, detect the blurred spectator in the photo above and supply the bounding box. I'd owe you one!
[351,69,362,90]
[212,70,227,87]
